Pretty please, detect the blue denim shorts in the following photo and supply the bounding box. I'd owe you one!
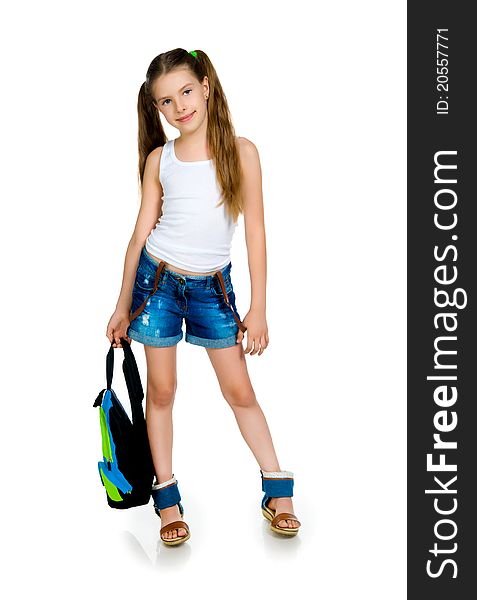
[127,246,243,349]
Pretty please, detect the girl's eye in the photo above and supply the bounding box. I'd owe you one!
[162,89,193,106]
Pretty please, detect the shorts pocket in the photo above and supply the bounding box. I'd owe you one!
[130,287,149,317]
[134,262,156,292]
[212,274,233,297]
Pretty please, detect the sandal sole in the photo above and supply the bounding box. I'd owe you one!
[161,532,191,546]
[261,507,300,536]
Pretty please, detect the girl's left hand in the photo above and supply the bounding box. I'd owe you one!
[236,309,269,355]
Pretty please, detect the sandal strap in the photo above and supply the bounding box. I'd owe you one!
[151,474,182,510]
[152,474,177,490]
[160,520,189,536]
[271,512,301,528]
[260,470,294,478]
[260,469,294,497]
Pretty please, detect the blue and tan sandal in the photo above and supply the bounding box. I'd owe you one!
[151,475,191,546]
[260,469,301,536]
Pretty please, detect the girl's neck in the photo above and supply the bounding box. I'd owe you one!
[175,134,210,162]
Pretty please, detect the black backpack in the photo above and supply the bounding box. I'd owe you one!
[93,338,154,508]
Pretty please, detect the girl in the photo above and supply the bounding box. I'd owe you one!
[106,48,301,546]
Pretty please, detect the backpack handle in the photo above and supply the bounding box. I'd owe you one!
[105,338,144,404]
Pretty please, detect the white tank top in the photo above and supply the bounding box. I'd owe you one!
[145,139,238,272]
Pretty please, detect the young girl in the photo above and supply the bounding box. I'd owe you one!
[106,48,301,546]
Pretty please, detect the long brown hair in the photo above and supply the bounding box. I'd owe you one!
[137,48,244,223]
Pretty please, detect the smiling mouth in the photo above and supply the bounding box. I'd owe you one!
[177,111,195,122]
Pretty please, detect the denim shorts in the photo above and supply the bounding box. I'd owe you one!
[127,246,243,349]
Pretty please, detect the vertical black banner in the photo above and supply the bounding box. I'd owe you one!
[408,2,475,597]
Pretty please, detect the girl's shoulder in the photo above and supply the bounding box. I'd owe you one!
[144,145,165,174]
[236,136,259,159]
[236,136,254,149]
[143,145,166,184]
[235,137,260,166]
[147,144,166,161]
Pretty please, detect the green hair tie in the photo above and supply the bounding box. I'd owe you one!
[188,50,198,58]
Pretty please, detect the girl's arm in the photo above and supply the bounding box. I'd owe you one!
[114,147,164,314]
[239,137,267,314]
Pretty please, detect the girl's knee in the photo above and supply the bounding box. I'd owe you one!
[224,387,257,409]
[147,383,177,407]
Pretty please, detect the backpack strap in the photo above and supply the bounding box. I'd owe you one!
[100,339,144,408]
[103,337,144,404]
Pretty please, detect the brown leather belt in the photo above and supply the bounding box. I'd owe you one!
[129,260,247,334]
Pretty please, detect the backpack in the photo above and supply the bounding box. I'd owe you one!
[93,338,154,508]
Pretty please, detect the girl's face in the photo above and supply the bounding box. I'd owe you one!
[152,68,209,132]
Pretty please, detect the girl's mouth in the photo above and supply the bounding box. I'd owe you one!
[177,111,195,123]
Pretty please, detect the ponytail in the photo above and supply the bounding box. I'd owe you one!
[137,81,166,187]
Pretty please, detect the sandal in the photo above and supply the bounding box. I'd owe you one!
[260,469,301,536]
[151,475,191,546]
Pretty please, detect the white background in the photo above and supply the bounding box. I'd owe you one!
[1,1,406,597]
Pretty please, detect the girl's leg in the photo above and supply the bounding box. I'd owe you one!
[205,344,300,529]
[144,344,187,541]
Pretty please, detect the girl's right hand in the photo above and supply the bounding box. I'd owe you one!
[106,310,132,348]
